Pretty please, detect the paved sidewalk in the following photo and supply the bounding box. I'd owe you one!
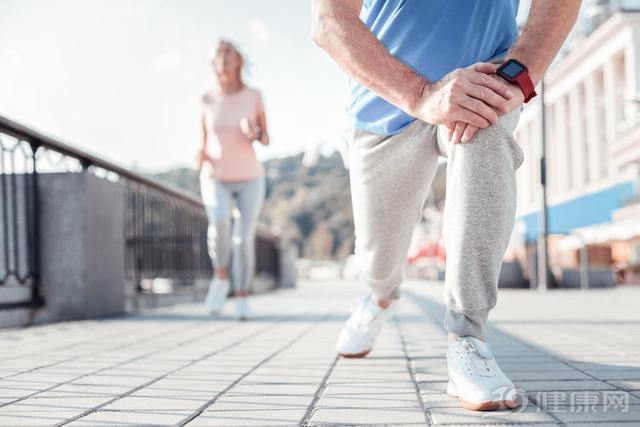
[1,280,639,426]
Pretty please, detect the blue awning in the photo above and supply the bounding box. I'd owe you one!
[518,180,637,242]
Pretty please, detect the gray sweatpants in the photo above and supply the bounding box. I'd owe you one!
[348,109,523,338]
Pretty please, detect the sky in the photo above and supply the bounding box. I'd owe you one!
[0,0,350,172]
[0,0,544,173]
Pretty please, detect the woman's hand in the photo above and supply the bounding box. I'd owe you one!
[196,148,210,170]
[240,117,262,142]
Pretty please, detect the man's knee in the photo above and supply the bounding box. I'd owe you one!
[470,113,524,171]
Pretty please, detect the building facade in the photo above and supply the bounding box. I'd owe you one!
[514,10,640,285]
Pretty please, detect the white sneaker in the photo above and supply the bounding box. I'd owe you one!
[234,297,251,321]
[447,336,524,411]
[335,295,397,358]
[204,277,229,314]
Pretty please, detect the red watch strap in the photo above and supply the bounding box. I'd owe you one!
[515,70,537,103]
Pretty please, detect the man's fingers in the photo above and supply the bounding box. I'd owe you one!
[469,73,514,99]
[458,96,498,124]
[470,62,497,74]
[452,109,490,129]
[464,83,509,114]
[452,121,466,144]
[444,122,455,141]
[461,125,479,143]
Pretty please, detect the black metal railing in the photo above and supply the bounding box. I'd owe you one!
[124,181,211,293]
[0,134,40,309]
[0,114,281,308]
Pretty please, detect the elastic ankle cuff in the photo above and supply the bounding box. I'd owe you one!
[372,288,401,301]
[444,307,489,338]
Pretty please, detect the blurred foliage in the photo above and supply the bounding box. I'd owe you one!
[149,151,354,260]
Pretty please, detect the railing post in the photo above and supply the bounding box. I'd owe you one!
[80,158,92,171]
[29,140,44,306]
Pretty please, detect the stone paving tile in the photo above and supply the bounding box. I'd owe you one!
[499,362,582,372]
[428,403,558,424]
[311,406,428,425]
[317,392,422,409]
[101,395,212,411]
[1,279,640,426]
[213,393,313,411]
[514,379,618,392]
[551,403,640,423]
[573,360,640,369]
[586,369,640,380]
[0,396,114,412]
[52,383,136,396]
[230,383,320,396]
[127,381,228,397]
[66,409,194,426]
[508,369,594,381]
[186,409,305,426]
[607,379,640,391]
[415,380,450,394]
[442,424,560,427]
[0,384,43,398]
[420,392,467,409]
[0,412,79,426]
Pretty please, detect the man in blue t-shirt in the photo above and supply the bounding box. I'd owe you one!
[313,0,580,411]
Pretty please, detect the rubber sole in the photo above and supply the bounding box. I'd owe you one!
[447,393,521,411]
[338,349,371,358]
[447,381,521,411]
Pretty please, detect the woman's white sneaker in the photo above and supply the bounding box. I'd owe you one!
[234,297,251,321]
[204,277,230,314]
[447,336,524,411]
[335,295,397,358]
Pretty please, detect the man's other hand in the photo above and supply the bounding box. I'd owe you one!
[445,72,525,144]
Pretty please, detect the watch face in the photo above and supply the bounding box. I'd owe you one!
[501,61,525,79]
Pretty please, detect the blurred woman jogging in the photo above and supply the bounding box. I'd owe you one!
[197,39,269,320]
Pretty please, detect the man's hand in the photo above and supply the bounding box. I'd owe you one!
[444,73,524,144]
[414,63,515,130]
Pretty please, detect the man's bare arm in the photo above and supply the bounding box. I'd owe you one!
[312,0,423,116]
[311,0,514,129]
[508,0,582,85]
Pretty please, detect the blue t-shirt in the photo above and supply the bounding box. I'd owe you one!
[348,0,520,135]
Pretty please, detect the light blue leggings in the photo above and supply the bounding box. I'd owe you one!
[200,175,266,292]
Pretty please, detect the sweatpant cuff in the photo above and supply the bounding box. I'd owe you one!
[372,287,401,301]
[444,307,489,338]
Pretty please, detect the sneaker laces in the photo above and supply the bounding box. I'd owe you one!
[351,298,383,332]
[459,338,497,378]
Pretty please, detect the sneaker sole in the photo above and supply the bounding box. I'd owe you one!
[338,349,371,358]
[447,382,521,411]
[458,397,521,411]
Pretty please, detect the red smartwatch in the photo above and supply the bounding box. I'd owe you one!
[496,59,537,103]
